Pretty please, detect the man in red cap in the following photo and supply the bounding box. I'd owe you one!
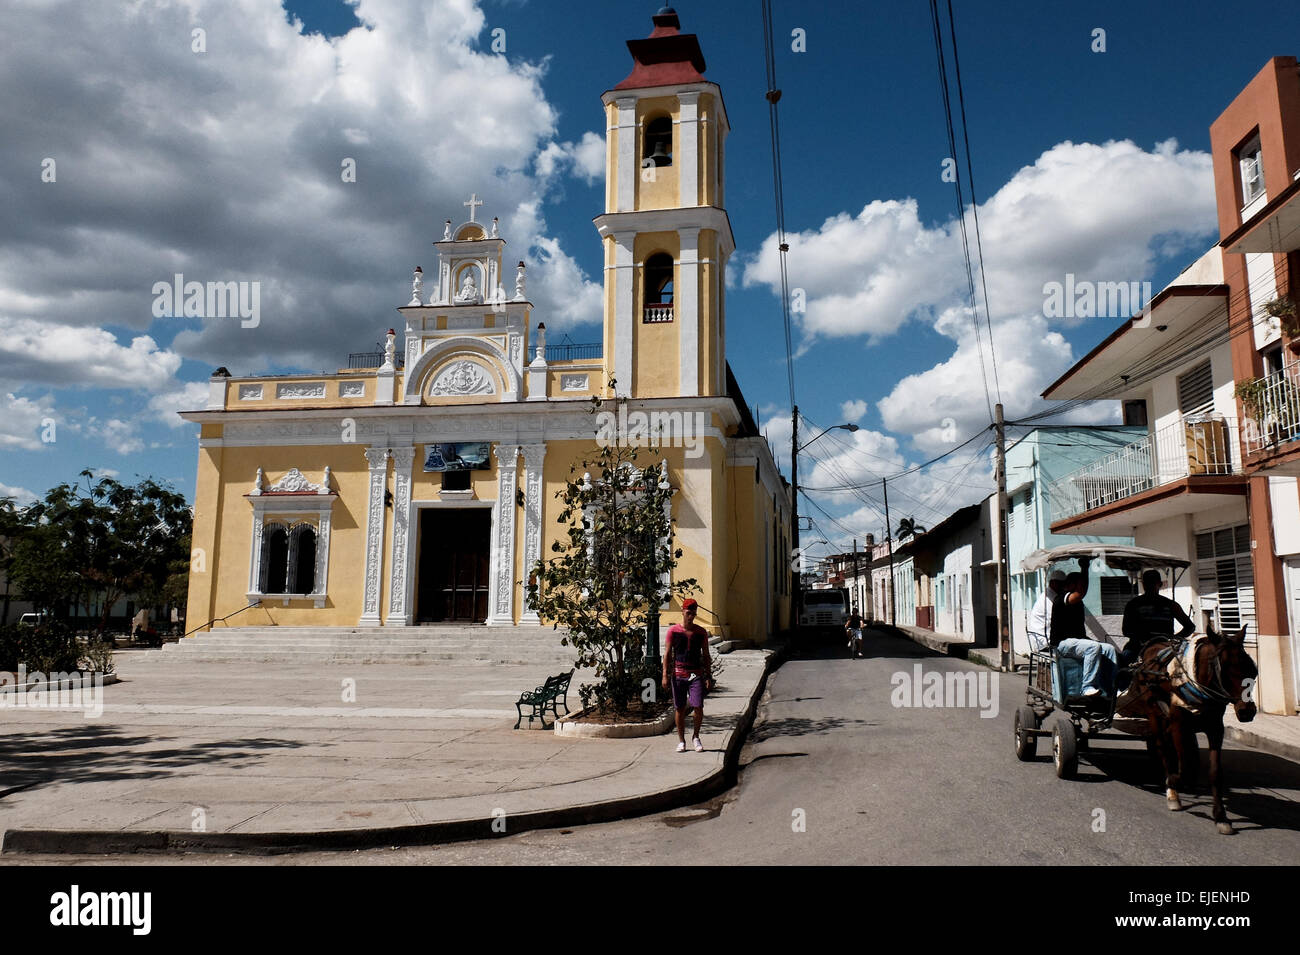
[662,598,713,752]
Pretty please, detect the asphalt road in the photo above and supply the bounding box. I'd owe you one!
[7,629,1299,865]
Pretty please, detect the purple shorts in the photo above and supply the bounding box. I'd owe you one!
[670,675,706,710]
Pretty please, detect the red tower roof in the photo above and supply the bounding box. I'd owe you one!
[614,8,707,91]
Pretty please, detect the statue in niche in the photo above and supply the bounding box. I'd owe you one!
[455,270,481,303]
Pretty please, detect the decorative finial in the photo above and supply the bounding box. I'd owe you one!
[535,322,547,362]
[381,329,396,371]
[409,266,423,306]
[490,216,499,238]
[321,466,332,494]
[252,467,264,495]
[443,219,452,240]
[513,260,527,301]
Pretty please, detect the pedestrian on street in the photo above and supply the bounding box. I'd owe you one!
[1026,570,1066,652]
[662,598,713,752]
[1121,569,1195,663]
[1050,559,1117,702]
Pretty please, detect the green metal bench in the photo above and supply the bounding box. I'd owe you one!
[514,669,574,729]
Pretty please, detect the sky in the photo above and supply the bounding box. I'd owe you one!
[2,0,1298,562]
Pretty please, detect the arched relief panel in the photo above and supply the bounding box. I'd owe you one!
[403,335,521,405]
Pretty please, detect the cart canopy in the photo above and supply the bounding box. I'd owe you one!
[1020,544,1190,574]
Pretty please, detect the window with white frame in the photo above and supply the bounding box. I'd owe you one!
[1237,134,1264,208]
[247,467,336,608]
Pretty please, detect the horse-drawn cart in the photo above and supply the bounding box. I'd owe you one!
[1011,544,1190,779]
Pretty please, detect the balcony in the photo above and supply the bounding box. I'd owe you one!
[1048,413,1246,533]
[1240,356,1300,466]
[642,303,674,324]
[1221,175,1300,254]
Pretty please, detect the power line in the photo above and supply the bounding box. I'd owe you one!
[761,0,796,411]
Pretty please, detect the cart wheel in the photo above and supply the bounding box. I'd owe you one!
[1014,705,1038,761]
[1053,717,1078,780]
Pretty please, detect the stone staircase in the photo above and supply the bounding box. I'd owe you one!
[132,625,578,665]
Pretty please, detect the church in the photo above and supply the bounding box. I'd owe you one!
[182,8,792,645]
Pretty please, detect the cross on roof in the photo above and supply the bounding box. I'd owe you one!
[464,193,483,222]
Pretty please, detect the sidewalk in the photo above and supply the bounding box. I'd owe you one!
[0,648,775,854]
[886,623,1300,765]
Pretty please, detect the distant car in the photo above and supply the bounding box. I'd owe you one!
[17,613,46,628]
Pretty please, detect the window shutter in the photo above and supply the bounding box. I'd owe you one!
[1177,360,1214,415]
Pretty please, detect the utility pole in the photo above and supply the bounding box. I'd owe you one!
[790,404,800,633]
[994,402,1012,671]
[883,476,895,626]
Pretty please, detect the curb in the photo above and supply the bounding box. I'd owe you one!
[1,650,782,856]
[1223,725,1300,766]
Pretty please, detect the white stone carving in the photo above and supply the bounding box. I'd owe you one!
[266,467,329,494]
[430,360,495,396]
[238,384,263,400]
[491,216,499,238]
[513,261,527,301]
[455,270,481,304]
[447,314,482,330]
[277,382,327,399]
[381,329,396,371]
[560,374,589,392]
[385,447,416,626]
[518,443,547,624]
[340,381,366,397]
[250,467,265,495]
[409,267,423,306]
[487,444,519,626]
[360,447,389,626]
[443,219,452,240]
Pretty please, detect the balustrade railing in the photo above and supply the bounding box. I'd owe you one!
[1240,357,1300,456]
[1047,414,1241,523]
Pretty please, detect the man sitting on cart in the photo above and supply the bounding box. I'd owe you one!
[1120,570,1195,666]
[1049,558,1118,702]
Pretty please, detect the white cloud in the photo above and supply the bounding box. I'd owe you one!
[0,481,38,504]
[742,139,1214,344]
[0,317,182,392]
[147,382,210,427]
[0,393,56,451]
[535,131,605,186]
[840,399,868,422]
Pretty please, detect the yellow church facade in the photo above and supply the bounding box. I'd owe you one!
[182,9,792,644]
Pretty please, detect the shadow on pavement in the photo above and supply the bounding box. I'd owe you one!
[0,724,307,796]
[749,715,878,741]
[1082,740,1300,834]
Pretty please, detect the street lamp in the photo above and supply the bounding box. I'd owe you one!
[790,411,860,634]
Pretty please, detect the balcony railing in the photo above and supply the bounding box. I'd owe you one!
[643,303,674,324]
[545,342,603,361]
[1241,357,1300,456]
[347,351,404,369]
[1047,414,1241,524]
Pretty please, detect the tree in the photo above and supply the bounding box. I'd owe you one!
[525,401,698,713]
[8,472,191,634]
[896,516,925,540]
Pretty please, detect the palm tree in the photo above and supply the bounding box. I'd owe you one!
[895,517,926,540]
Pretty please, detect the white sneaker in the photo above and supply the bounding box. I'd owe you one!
[693,737,704,752]
[675,741,686,753]
[1083,687,1101,697]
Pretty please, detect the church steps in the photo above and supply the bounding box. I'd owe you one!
[132,626,583,665]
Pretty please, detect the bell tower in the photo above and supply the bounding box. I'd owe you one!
[594,7,733,399]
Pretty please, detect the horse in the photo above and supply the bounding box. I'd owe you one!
[1124,626,1257,834]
